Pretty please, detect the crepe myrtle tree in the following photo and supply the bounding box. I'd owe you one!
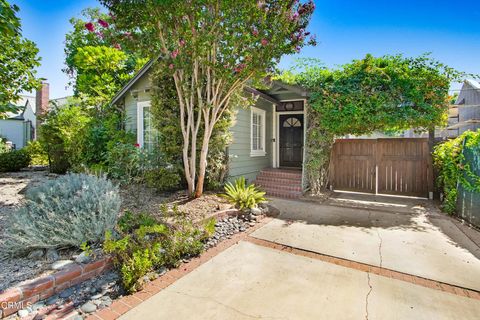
[101,0,316,197]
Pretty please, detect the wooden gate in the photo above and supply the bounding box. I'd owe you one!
[330,138,431,197]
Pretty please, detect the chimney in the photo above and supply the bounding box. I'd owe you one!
[35,81,49,139]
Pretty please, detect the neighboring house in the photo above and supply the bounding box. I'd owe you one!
[448,79,480,135]
[0,82,71,149]
[111,62,308,197]
[0,95,36,149]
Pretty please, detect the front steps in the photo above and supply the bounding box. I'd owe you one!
[254,168,303,199]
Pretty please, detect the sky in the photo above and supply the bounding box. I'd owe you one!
[13,0,480,99]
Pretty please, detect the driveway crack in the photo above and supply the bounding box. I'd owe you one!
[376,229,383,268]
[365,273,373,320]
[172,290,289,319]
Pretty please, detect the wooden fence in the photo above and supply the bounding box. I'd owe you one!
[330,139,432,198]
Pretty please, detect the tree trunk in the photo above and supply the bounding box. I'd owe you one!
[194,124,213,198]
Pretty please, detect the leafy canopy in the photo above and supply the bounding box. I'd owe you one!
[0,0,40,116]
[281,54,465,136]
[64,8,146,107]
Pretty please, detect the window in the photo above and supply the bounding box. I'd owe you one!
[251,107,266,156]
[137,101,157,151]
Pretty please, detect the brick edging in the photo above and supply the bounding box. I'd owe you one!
[0,258,112,318]
[245,236,480,301]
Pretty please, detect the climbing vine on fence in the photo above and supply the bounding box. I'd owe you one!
[278,54,465,194]
[433,130,480,214]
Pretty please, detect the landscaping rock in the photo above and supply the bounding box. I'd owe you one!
[75,252,91,264]
[28,249,44,260]
[59,287,75,299]
[18,309,29,318]
[45,249,60,262]
[80,302,97,313]
[51,260,74,271]
[250,207,262,216]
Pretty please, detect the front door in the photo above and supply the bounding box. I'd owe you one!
[279,114,304,167]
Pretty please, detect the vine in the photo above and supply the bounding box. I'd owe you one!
[433,130,480,214]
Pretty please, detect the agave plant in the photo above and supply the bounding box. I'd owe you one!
[221,177,266,210]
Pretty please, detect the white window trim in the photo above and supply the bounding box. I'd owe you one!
[250,106,266,157]
[136,100,151,148]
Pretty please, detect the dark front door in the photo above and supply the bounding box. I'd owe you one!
[279,114,304,167]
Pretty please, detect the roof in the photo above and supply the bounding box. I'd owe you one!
[110,61,299,106]
[466,79,480,90]
[110,59,155,106]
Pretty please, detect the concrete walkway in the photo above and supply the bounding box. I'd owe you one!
[251,196,480,291]
[121,241,480,320]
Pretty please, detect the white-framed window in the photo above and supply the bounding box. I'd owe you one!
[137,100,157,151]
[250,107,266,157]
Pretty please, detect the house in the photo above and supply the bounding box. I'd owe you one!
[0,82,71,149]
[0,95,36,149]
[447,79,480,135]
[110,62,308,198]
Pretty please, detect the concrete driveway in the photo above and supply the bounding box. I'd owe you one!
[252,195,480,291]
[120,195,480,320]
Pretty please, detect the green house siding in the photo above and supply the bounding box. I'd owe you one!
[228,98,273,183]
[124,75,152,135]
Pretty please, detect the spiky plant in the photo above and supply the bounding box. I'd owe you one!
[220,177,266,210]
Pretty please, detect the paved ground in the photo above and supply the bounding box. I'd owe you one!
[119,195,480,319]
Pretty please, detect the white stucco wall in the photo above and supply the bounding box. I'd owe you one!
[0,120,26,149]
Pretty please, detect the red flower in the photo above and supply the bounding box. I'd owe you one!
[114,43,122,50]
[98,19,109,28]
[171,49,179,58]
[252,29,259,36]
[261,39,268,46]
[84,22,95,32]
[134,143,140,148]
[179,39,186,46]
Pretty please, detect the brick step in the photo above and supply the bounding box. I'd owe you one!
[257,170,302,179]
[255,176,302,185]
[255,181,303,192]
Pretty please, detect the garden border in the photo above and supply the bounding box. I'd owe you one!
[0,207,259,319]
[0,258,112,318]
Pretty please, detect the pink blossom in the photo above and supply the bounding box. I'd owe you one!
[261,39,268,46]
[234,63,246,73]
[171,49,179,58]
[169,64,174,69]
[108,12,116,20]
[134,143,140,148]
[252,29,259,36]
[179,39,186,46]
[84,22,95,32]
[98,19,109,28]
[295,46,301,52]
[290,12,299,21]
[114,43,122,50]
[96,31,104,39]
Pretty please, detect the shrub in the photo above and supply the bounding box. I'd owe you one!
[24,140,48,165]
[144,167,181,192]
[106,142,142,183]
[221,177,266,210]
[0,149,31,172]
[0,173,120,259]
[104,209,212,293]
[0,136,8,153]
[433,130,480,214]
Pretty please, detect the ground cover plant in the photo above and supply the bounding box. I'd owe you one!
[0,173,120,259]
[104,208,214,293]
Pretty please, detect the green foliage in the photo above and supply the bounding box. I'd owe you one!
[144,167,181,192]
[221,177,266,210]
[0,136,7,153]
[64,7,146,108]
[105,142,142,183]
[24,140,48,166]
[433,130,480,214]
[104,209,209,293]
[39,102,91,173]
[0,149,30,172]
[278,54,467,192]
[203,218,216,239]
[1,173,120,259]
[0,0,40,115]
[80,241,93,257]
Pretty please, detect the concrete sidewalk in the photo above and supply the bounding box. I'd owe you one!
[120,241,480,320]
[251,197,480,291]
